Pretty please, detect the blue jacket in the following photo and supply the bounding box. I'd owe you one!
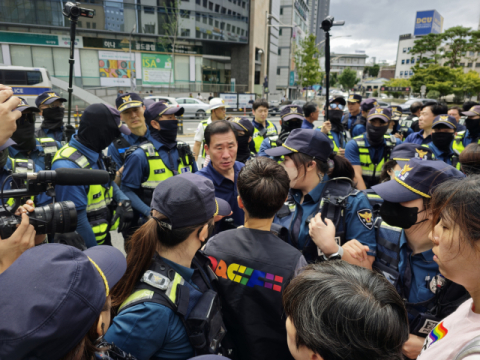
[107,127,153,170]
[8,139,62,170]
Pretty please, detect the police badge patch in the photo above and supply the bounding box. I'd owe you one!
[357,209,374,230]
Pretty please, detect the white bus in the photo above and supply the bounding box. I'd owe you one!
[0,66,52,105]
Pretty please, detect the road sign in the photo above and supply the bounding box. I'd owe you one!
[380,87,411,92]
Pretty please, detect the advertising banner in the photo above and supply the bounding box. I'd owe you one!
[414,10,443,36]
[99,51,134,86]
[219,93,238,108]
[238,94,256,109]
[141,53,174,85]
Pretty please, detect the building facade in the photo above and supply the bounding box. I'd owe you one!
[309,0,329,53]
[0,0,259,93]
[320,52,368,79]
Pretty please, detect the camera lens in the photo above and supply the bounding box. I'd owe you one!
[28,201,77,235]
[70,5,80,17]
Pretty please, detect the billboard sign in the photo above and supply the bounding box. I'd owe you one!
[99,51,134,87]
[141,53,174,85]
[238,94,256,109]
[414,10,443,36]
[219,93,238,109]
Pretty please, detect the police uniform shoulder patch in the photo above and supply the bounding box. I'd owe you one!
[357,209,373,230]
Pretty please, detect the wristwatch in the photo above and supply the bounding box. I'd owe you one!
[322,245,343,261]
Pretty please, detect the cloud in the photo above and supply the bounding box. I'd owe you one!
[327,0,480,63]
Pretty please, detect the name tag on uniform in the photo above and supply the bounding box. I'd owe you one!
[154,169,166,175]
[180,167,190,173]
[92,192,102,200]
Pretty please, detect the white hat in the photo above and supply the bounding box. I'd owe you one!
[208,97,230,111]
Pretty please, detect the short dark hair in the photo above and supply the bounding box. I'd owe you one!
[463,101,479,112]
[460,143,480,176]
[303,102,318,118]
[410,101,423,114]
[289,152,355,182]
[422,102,447,116]
[252,98,269,111]
[204,120,237,147]
[237,157,290,219]
[449,106,462,115]
[283,261,409,360]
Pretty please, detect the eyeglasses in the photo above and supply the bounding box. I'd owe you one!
[330,104,344,110]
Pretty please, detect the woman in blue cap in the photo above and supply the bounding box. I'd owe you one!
[266,128,377,268]
[365,159,468,359]
[106,173,233,360]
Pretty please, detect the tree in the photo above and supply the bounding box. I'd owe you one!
[410,33,443,67]
[368,64,380,77]
[410,64,461,99]
[441,26,480,68]
[295,34,324,99]
[338,67,360,95]
[455,71,480,100]
[383,78,411,98]
[157,0,183,92]
[329,72,339,88]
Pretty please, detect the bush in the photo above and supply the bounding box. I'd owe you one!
[426,90,440,99]
[372,90,378,97]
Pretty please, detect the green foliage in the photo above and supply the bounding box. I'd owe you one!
[329,72,339,88]
[338,68,360,94]
[409,33,443,67]
[369,64,380,77]
[441,26,480,68]
[426,90,440,99]
[383,78,411,98]
[455,71,480,99]
[372,90,378,97]
[295,34,324,87]
[410,65,461,98]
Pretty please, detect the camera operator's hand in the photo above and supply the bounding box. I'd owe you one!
[0,88,22,148]
[321,120,331,135]
[113,200,134,232]
[0,213,35,274]
[14,199,47,245]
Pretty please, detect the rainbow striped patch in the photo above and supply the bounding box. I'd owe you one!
[428,321,448,345]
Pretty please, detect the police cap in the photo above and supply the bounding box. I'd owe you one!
[16,97,40,113]
[35,91,67,107]
[432,115,458,130]
[229,117,254,136]
[116,92,143,113]
[391,143,435,168]
[361,98,378,112]
[281,105,304,121]
[347,94,362,103]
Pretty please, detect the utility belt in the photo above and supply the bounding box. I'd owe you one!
[94,339,138,360]
[118,252,234,357]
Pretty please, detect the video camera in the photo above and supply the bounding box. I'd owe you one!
[63,2,95,20]
[0,168,109,239]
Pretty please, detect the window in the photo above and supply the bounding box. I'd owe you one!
[403,48,406,53]
[401,59,405,64]
[277,68,281,75]
[203,0,207,7]
[408,47,411,51]
[220,22,225,30]
[460,63,465,67]
[232,26,235,33]
[144,24,155,33]
[209,1,213,10]
[467,63,473,68]
[406,59,409,64]
[400,71,403,75]
[255,71,260,84]
[181,28,190,37]
[202,15,207,24]
[221,7,226,14]
[196,0,200,4]
[469,51,475,56]
[92,22,96,29]
[196,12,200,21]
[86,22,91,28]
[228,10,231,15]
[279,29,282,35]
[209,16,213,25]
[278,48,281,55]
[215,4,220,12]
[410,71,413,75]
[242,1,246,8]
[215,20,219,27]
[227,24,230,31]
[476,63,480,68]
[144,6,154,13]
[186,99,196,104]
[411,58,415,64]
[180,10,190,18]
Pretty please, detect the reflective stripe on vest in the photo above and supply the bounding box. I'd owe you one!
[327,132,339,152]
[354,134,396,182]
[252,121,277,153]
[52,145,110,244]
[452,131,466,155]
[140,142,193,190]
[201,120,209,158]
[37,137,59,155]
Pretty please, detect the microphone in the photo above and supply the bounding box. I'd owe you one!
[12,168,110,186]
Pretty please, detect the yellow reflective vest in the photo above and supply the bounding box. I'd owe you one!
[252,121,278,153]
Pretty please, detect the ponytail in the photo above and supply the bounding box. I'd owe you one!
[329,153,355,181]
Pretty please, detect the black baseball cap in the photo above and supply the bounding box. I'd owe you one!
[281,105,304,121]
[265,128,334,161]
[432,114,458,130]
[147,101,185,120]
[462,105,480,117]
[116,92,144,113]
[35,91,67,107]
[372,159,465,203]
[328,96,346,106]
[347,94,362,103]
[368,107,392,123]
[391,143,435,168]
[230,116,254,136]
[361,98,378,112]
[16,97,40,112]
[151,172,231,229]
[0,244,126,359]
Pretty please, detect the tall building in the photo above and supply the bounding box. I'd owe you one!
[309,0,330,53]
[266,0,282,100]
[0,0,261,94]
[276,0,310,99]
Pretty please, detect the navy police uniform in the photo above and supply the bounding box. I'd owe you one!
[430,115,459,167]
[35,91,69,143]
[343,94,362,137]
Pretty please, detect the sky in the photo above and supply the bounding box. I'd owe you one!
[328,0,480,64]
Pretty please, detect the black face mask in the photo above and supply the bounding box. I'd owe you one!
[77,104,120,153]
[0,149,8,169]
[380,200,426,229]
[281,119,302,134]
[432,132,454,151]
[42,107,65,130]
[151,120,178,149]
[236,135,251,163]
[327,110,344,132]
[12,114,37,152]
[366,122,388,147]
[465,119,480,138]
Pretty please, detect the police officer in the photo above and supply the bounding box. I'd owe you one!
[430,115,459,167]
[266,129,377,265]
[9,97,61,170]
[390,105,414,140]
[106,173,232,359]
[250,98,278,154]
[52,104,133,248]
[371,159,467,359]
[120,101,197,243]
[453,105,480,156]
[107,93,153,180]
[204,157,306,360]
[345,107,402,190]
[35,91,71,142]
[343,93,362,136]
[258,105,303,157]
[193,97,229,167]
[318,96,348,155]
[228,116,254,163]
[349,98,376,137]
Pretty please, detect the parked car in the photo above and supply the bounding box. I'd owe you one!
[176,97,210,118]
[144,96,179,106]
[400,98,438,114]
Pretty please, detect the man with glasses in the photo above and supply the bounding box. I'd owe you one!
[319,96,348,156]
[9,98,61,170]
[35,91,70,143]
